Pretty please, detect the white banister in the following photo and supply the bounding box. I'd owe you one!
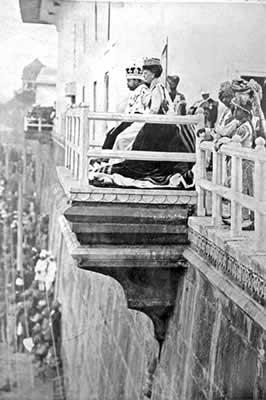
[254,137,266,251]
[87,111,201,126]
[197,133,208,216]
[211,148,222,225]
[86,149,196,162]
[85,111,204,186]
[24,116,54,133]
[64,106,90,181]
[230,136,242,237]
[64,110,203,192]
[198,135,266,252]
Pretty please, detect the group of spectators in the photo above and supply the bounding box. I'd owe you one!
[15,251,61,379]
[0,145,62,384]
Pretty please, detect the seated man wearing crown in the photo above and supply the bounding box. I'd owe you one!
[102,64,148,150]
[90,57,196,189]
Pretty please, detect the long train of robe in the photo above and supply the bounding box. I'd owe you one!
[89,123,196,188]
[102,122,132,149]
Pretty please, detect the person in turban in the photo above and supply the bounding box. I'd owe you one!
[198,81,237,144]
[166,75,186,115]
[218,95,255,229]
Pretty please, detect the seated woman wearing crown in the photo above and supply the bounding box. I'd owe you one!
[90,58,196,188]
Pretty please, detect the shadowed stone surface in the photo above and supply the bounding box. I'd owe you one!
[151,253,266,400]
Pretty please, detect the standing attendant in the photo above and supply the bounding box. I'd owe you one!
[166,75,186,115]
[189,90,218,128]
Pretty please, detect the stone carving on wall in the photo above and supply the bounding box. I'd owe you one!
[188,227,266,306]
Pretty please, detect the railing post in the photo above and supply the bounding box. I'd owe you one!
[24,117,28,132]
[64,115,69,169]
[196,133,206,216]
[38,118,42,132]
[81,108,90,185]
[254,137,266,251]
[230,136,242,237]
[211,149,222,225]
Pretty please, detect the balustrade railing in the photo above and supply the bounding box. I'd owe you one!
[24,116,54,133]
[86,112,203,185]
[64,107,89,181]
[64,108,204,185]
[197,135,266,251]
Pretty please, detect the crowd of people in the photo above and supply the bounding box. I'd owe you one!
[0,146,62,388]
[15,248,61,380]
[89,57,265,198]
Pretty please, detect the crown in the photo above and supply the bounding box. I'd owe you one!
[143,57,161,67]
[125,65,143,80]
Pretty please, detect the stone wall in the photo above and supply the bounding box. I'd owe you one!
[56,239,159,400]
[151,252,266,400]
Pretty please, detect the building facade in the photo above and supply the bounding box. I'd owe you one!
[21,0,266,143]
[19,2,266,400]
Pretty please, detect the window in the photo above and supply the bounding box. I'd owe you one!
[82,86,86,103]
[73,23,77,69]
[83,21,86,54]
[107,2,111,41]
[94,2,98,41]
[104,73,109,130]
[104,73,109,112]
[93,81,97,140]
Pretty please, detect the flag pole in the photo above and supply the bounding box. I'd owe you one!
[165,36,168,87]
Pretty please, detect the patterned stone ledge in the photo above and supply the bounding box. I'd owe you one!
[56,166,197,205]
[188,217,266,307]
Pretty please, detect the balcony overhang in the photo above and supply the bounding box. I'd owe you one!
[59,214,189,343]
[57,165,197,342]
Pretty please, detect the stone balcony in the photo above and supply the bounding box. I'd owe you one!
[57,164,197,342]
[56,108,266,343]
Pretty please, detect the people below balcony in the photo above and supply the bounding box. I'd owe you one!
[102,64,149,150]
[189,90,218,128]
[90,57,195,189]
[166,75,187,115]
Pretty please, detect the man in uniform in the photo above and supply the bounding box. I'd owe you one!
[189,90,218,128]
[166,75,186,115]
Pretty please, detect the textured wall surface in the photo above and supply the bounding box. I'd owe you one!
[57,240,159,400]
[151,263,266,400]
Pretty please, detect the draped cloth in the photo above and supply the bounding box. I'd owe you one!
[90,123,196,188]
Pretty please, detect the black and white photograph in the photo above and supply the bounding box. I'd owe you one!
[0,0,265,399]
